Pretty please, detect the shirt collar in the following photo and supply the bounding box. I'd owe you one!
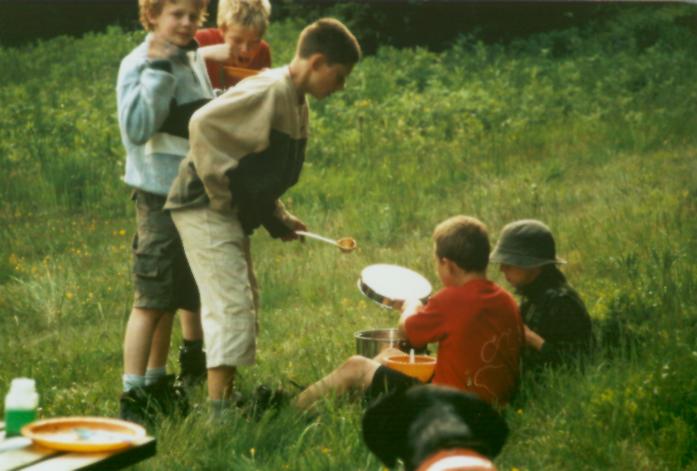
[518,266,566,301]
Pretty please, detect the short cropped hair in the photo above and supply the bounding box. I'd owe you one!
[218,0,271,35]
[433,216,490,273]
[296,18,362,66]
[139,0,209,32]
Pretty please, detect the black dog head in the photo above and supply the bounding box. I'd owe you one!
[361,384,508,470]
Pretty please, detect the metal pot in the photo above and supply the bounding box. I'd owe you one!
[355,328,405,358]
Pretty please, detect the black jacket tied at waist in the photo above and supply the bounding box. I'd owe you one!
[226,129,306,237]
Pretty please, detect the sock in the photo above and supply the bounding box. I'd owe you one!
[210,399,232,419]
[145,367,166,386]
[182,339,204,350]
[123,374,145,393]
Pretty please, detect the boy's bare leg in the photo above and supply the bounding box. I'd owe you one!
[293,356,381,410]
[146,312,175,369]
[208,366,236,400]
[179,309,203,341]
[123,307,168,375]
[373,346,404,364]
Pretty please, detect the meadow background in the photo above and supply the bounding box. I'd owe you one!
[2,4,697,470]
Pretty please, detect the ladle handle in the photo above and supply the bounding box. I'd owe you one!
[295,230,339,247]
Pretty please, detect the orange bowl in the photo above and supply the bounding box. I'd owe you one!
[384,354,436,383]
[223,66,259,81]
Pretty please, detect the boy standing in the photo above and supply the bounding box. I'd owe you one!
[294,216,524,410]
[196,0,272,89]
[116,0,213,422]
[165,18,362,416]
[490,219,592,371]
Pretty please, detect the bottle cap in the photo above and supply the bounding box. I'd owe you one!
[9,378,36,395]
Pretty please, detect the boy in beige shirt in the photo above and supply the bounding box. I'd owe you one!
[166,18,361,416]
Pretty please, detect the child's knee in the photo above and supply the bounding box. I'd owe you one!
[131,306,170,324]
[343,355,378,388]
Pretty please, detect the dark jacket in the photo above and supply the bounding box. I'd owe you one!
[519,266,592,370]
[164,67,308,238]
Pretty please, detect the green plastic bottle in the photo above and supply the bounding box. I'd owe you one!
[4,378,39,437]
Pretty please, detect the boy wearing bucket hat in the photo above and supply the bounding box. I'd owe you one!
[490,219,592,370]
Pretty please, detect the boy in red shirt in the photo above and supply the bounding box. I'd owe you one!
[195,0,271,89]
[293,215,524,410]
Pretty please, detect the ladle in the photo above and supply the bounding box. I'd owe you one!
[295,230,357,253]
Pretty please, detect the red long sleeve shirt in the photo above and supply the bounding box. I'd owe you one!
[405,279,523,406]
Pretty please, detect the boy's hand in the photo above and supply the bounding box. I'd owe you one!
[148,35,180,61]
[397,298,423,337]
[524,325,545,351]
[280,214,307,241]
[199,43,234,63]
[400,298,423,314]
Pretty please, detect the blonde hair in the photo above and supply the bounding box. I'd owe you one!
[433,215,490,272]
[297,18,362,66]
[217,0,271,35]
[139,0,210,32]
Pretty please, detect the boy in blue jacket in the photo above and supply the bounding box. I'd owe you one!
[116,0,213,423]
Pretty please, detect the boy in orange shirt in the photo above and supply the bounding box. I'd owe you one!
[293,215,524,410]
[195,0,272,89]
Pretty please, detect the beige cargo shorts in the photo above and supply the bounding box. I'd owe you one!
[172,206,259,368]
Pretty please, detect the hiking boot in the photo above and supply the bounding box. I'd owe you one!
[177,343,207,388]
[148,374,190,417]
[285,378,306,393]
[119,387,155,426]
[119,375,189,426]
[247,385,292,420]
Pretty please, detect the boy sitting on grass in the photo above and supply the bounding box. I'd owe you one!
[116,0,214,423]
[490,219,592,371]
[165,18,362,418]
[293,215,524,411]
[196,0,272,90]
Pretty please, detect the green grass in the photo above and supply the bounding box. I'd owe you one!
[2,5,697,469]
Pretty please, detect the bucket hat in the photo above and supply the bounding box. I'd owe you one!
[490,219,566,267]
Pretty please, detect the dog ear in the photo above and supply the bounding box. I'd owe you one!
[448,390,509,457]
[402,385,509,459]
[361,388,414,468]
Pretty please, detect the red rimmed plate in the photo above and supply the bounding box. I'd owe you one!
[21,417,146,453]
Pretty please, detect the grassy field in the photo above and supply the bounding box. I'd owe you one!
[2,5,697,470]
